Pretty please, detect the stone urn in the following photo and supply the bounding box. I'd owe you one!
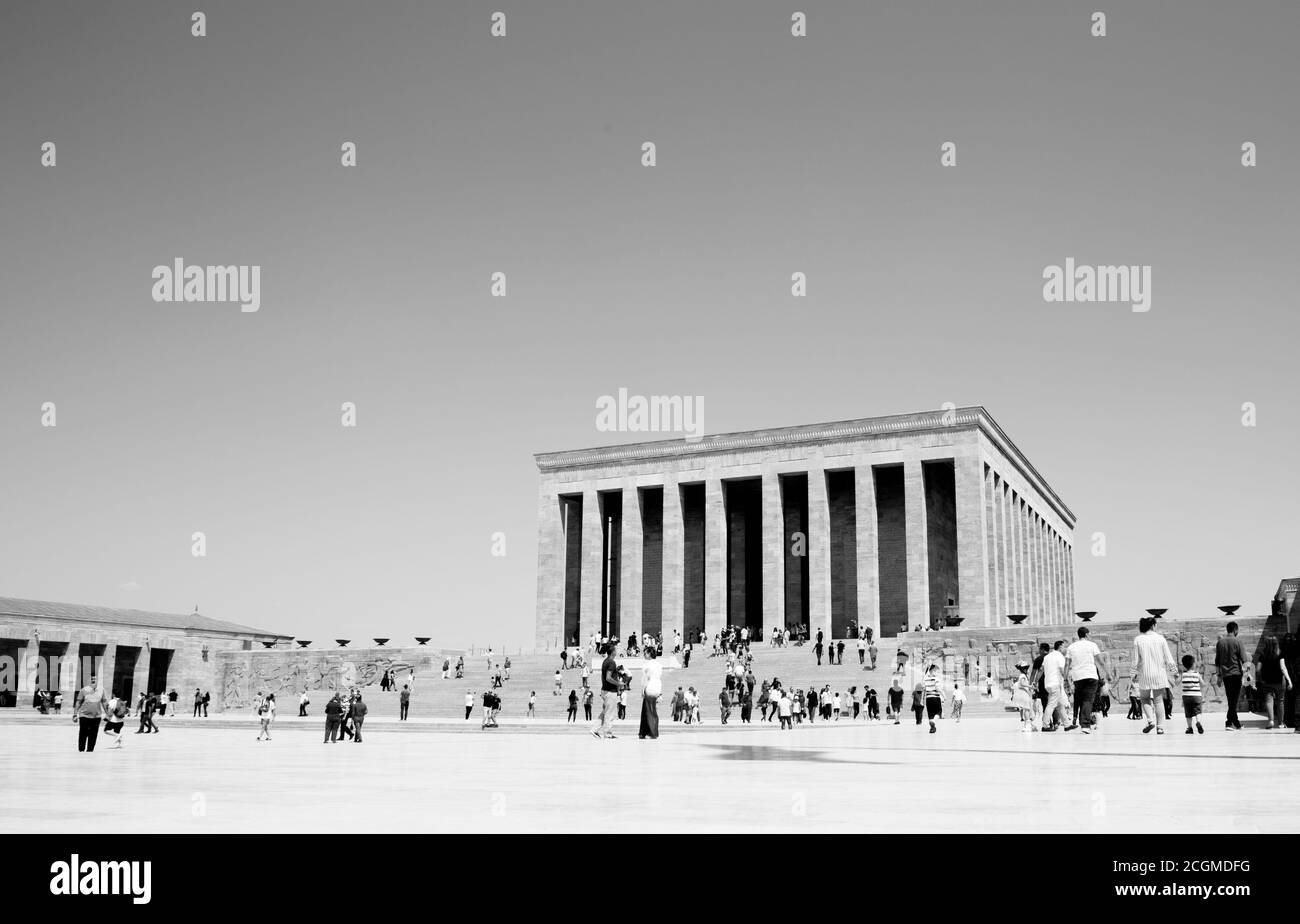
[1145,608,1168,620]
[335,639,350,648]
[415,637,431,646]
[1007,614,1028,626]
[296,640,312,648]
[261,641,276,649]
[1076,611,1097,622]
[1217,605,1240,617]
[373,638,389,647]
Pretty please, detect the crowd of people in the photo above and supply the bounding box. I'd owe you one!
[57,618,1296,753]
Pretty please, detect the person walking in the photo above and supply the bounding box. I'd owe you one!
[399,684,410,720]
[889,678,905,725]
[951,682,966,723]
[1132,616,1178,735]
[593,643,620,738]
[257,693,276,741]
[1041,641,1068,731]
[351,694,368,742]
[923,664,944,733]
[1215,620,1247,730]
[567,689,578,723]
[527,690,536,718]
[103,693,127,749]
[582,686,594,722]
[1179,655,1205,735]
[74,678,106,752]
[1254,636,1292,730]
[1065,626,1102,734]
[464,689,475,720]
[1011,661,1035,733]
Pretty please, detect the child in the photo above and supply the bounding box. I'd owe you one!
[951,682,966,723]
[1179,654,1204,735]
[1097,679,1112,718]
[527,691,536,718]
[1011,661,1034,732]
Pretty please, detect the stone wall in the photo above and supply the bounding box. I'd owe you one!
[216,645,456,712]
[896,615,1270,710]
[0,615,262,706]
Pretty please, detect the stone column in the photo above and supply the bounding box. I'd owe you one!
[983,467,999,627]
[133,643,151,700]
[661,476,685,643]
[1051,526,1060,624]
[903,460,930,630]
[761,470,785,638]
[807,466,833,639]
[1040,517,1050,626]
[1006,491,1019,620]
[1017,498,1031,623]
[1057,534,1068,622]
[854,464,880,638]
[534,486,565,650]
[1029,511,1041,625]
[954,453,989,628]
[580,487,604,641]
[620,483,643,643]
[1066,541,1076,616]
[997,480,1011,624]
[704,476,727,639]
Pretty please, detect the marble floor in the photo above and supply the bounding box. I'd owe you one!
[2,715,1295,833]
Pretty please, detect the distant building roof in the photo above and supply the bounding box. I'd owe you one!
[0,596,289,639]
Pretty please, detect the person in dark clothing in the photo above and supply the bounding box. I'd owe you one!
[1216,621,1247,730]
[136,694,159,734]
[399,684,410,720]
[567,689,578,723]
[193,688,203,717]
[75,681,106,752]
[806,687,818,723]
[351,694,368,742]
[201,691,210,717]
[324,694,342,743]
[1031,644,1050,719]
[836,640,845,665]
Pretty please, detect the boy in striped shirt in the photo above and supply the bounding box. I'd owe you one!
[923,664,944,734]
[1179,654,1204,735]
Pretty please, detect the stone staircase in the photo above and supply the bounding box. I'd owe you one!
[385,637,1014,722]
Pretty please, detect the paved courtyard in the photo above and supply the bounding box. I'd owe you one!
[2,715,1295,833]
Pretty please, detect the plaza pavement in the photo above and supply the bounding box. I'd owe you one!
[1,711,1295,833]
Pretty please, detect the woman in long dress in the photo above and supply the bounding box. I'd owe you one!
[1132,616,1178,735]
[639,648,663,739]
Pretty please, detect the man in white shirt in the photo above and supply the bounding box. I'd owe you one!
[1041,641,1068,731]
[1064,626,1102,733]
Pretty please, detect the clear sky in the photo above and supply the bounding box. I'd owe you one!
[2,0,1296,648]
